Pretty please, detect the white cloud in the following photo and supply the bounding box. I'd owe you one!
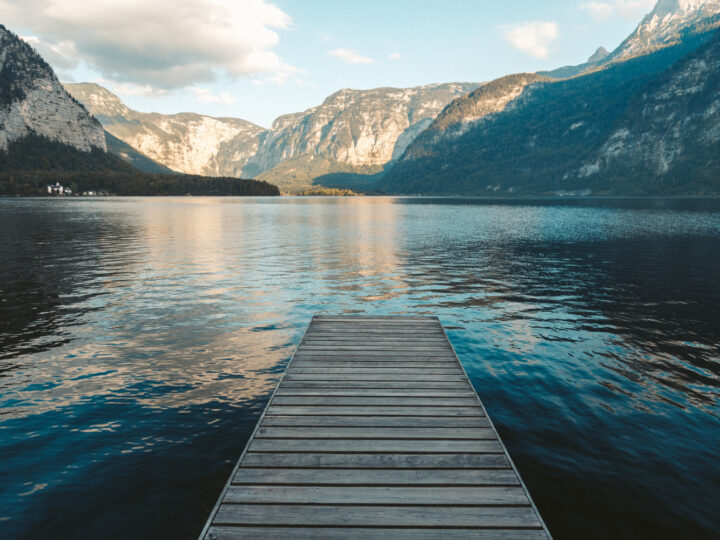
[21,35,79,76]
[502,21,559,59]
[388,52,401,60]
[2,0,297,90]
[327,48,374,64]
[580,0,655,22]
[191,87,237,105]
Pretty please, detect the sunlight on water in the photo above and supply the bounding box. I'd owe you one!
[1,196,719,538]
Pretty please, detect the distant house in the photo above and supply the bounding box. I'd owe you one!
[47,183,64,195]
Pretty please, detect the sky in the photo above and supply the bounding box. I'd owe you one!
[0,0,657,127]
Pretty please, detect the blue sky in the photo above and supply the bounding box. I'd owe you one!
[2,0,656,127]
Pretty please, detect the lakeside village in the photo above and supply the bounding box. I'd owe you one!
[47,182,109,197]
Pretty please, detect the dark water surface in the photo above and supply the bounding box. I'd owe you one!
[1,197,719,539]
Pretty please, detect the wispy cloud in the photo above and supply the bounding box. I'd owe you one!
[327,48,374,64]
[388,52,401,60]
[579,0,654,22]
[501,21,559,59]
[3,0,298,90]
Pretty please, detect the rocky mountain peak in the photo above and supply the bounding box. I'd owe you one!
[64,83,131,118]
[651,0,712,17]
[0,25,106,152]
[587,46,610,63]
[611,0,720,61]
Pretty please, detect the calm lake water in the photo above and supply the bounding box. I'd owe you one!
[1,196,719,539]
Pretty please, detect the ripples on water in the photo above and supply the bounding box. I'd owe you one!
[0,197,719,538]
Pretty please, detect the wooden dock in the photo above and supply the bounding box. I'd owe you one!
[202,315,549,539]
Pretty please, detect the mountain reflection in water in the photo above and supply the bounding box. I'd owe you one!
[0,196,718,539]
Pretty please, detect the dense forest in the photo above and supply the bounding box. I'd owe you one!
[0,135,280,196]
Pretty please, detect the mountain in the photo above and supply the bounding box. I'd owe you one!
[542,1,720,80]
[103,131,176,174]
[609,0,720,61]
[0,25,106,153]
[381,22,720,195]
[64,83,265,177]
[587,47,610,63]
[246,83,479,190]
[67,82,479,191]
[0,28,278,197]
[396,74,549,162]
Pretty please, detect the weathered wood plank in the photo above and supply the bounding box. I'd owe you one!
[254,427,497,439]
[271,396,479,406]
[312,313,440,318]
[232,468,520,485]
[298,346,453,351]
[289,361,458,368]
[260,416,491,428]
[287,369,463,376]
[240,453,510,469]
[207,527,547,540]
[301,338,450,343]
[283,374,467,381]
[311,319,439,324]
[275,388,476,397]
[266,406,484,416]
[293,351,458,357]
[223,485,529,505]
[214,504,541,528]
[280,380,470,389]
[292,356,458,362]
[248,439,503,453]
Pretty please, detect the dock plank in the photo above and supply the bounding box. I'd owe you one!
[223,485,529,505]
[240,452,511,468]
[202,315,549,539]
[214,504,541,528]
[232,468,521,485]
[207,527,547,539]
[254,426,496,439]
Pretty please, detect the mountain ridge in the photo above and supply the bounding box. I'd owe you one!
[0,24,106,153]
[379,26,720,195]
[66,82,479,191]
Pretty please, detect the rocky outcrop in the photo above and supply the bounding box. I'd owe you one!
[0,26,106,153]
[65,83,264,176]
[397,74,548,162]
[542,1,720,80]
[610,0,720,61]
[244,83,478,187]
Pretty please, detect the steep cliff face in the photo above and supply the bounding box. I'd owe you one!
[0,26,106,153]
[398,74,548,162]
[65,83,264,176]
[243,83,478,187]
[68,82,478,189]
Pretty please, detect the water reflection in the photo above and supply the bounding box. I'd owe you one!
[0,197,719,539]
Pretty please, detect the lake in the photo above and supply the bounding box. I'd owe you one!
[1,196,719,538]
